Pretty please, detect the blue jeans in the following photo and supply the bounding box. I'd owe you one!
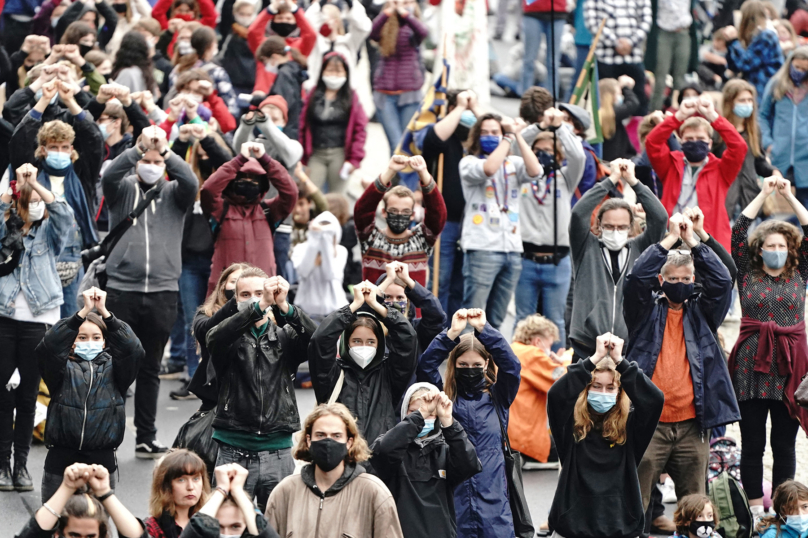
[521,17,565,96]
[168,298,187,370]
[375,93,421,155]
[179,253,211,378]
[431,221,464,326]
[565,44,591,102]
[215,443,295,512]
[462,250,522,329]
[513,255,572,345]
[274,231,291,281]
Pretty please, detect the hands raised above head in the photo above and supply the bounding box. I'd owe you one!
[592,332,624,364]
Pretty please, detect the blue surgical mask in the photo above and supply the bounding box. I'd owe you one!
[587,390,617,413]
[418,418,436,438]
[733,103,754,118]
[786,515,808,535]
[35,89,59,106]
[460,110,477,128]
[479,135,502,154]
[791,64,808,86]
[45,151,72,170]
[74,341,104,361]
[761,248,788,269]
[98,123,112,141]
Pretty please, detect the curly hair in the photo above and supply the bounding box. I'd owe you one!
[464,113,502,156]
[572,358,631,445]
[748,219,803,279]
[674,494,719,536]
[513,314,559,345]
[519,86,553,124]
[444,334,496,401]
[293,403,371,464]
[35,121,78,162]
[111,31,156,93]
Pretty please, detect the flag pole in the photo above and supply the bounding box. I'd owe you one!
[569,18,607,105]
[432,44,449,298]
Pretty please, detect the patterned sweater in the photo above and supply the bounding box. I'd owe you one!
[727,29,784,103]
[354,177,447,287]
[584,0,652,65]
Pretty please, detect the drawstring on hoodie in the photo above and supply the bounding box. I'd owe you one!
[131,188,157,226]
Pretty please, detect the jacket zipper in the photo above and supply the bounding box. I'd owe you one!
[315,494,324,537]
[791,105,797,169]
[79,362,94,450]
[144,190,150,293]
[257,344,263,435]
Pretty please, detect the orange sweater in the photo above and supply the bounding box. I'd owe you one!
[508,342,569,462]
[652,308,696,423]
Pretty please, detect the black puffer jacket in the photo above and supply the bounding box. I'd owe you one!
[308,305,417,445]
[34,312,144,451]
[207,303,316,435]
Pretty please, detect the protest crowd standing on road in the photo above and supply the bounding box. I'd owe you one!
[5,0,808,536]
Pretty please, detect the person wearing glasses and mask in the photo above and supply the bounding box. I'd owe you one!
[354,155,446,288]
[623,211,739,536]
[568,158,668,362]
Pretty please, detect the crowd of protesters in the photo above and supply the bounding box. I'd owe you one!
[2,0,808,535]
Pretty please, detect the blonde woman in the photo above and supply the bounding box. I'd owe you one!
[714,79,780,217]
[599,76,640,161]
[760,46,808,206]
[546,332,663,538]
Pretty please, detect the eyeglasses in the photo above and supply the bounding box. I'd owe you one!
[601,224,631,232]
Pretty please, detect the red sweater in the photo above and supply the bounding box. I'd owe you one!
[645,114,747,250]
[248,7,316,94]
[354,177,447,287]
[151,0,217,29]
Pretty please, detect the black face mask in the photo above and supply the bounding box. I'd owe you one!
[455,125,470,142]
[112,3,127,13]
[386,213,410,235]
[661,281,694,304]
[224,289,235,301]
[681,140,710,163]
[309,438,348,472]
[79,44,94,57]
[536,150,556,175]
[689,520,716,538]
[232,179,262,201]
[271,21,297,37]
[455,367,486,395]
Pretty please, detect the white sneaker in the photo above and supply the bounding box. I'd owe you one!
[657,477,677,503]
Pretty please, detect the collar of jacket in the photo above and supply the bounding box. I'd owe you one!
[301,461,365,498]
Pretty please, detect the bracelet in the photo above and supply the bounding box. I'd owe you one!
[159,147,170,157]
[215,486,230,497]
[96,490,114,503]
[42,503,60,518]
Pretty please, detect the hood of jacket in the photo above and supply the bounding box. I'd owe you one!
[309,211,343,243]
[337,308,388,372]
[399,382,439,421]
[300,461,365,497]
[239,157,267,175]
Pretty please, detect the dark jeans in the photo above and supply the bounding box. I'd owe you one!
[215,443,294,512]
[106,289,178,444]
[41,469,116,504]
[738,399,800,499]
[167,297,187,370]
[274,231,291,281]
[0,318,48,462]
[598,61,648,116]
[430,220,464,327]
[179,253,211,378]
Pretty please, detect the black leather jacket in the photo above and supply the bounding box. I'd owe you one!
[207,303,315,435]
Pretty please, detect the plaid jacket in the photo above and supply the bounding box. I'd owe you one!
[727,29,784,103]
[584,0,652,64]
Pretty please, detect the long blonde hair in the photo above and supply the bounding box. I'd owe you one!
[598,78,620,140]
[572,358,631,445]
[721,79,762,157]
[739,0,770,47]
[199,262,254,317]
[772,46,808,101]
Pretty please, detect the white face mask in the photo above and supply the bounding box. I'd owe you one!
[138,163,166,185]
[601,228,629,251]
[349,346,376,369]
[235,14,255,27]
[27,201,45,222]
[322,75,347,90]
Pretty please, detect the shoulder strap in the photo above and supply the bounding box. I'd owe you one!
[102,183,164,258]
[490,388,513,456]
[328,369,345,405]
[211,199,230,242]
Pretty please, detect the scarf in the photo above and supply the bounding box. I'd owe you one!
[37,161,99,248]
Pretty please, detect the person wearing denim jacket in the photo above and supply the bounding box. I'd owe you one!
[0,163,72,493]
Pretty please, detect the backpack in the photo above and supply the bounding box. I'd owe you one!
[709,470,753,538]
[708,437,741,483]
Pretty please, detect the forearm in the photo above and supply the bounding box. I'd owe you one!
[433,106,464,141]
[232,489,258,535]
[101,495,143,538]
[786,190,808,225]
[742,189,768,219]
[482,141,511,176]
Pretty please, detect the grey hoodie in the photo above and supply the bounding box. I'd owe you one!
[101,147,198,293]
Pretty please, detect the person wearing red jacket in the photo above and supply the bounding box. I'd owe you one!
[645,96,747,250]
[152,0,217,29]
[248,0,316,95]
[160,70,237,133]
[354,155,447,288]
[200,142,298,294]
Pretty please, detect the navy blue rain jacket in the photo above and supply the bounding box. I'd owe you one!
[416,324,521,538]
[623,242,741,429]
[35,312,144,451]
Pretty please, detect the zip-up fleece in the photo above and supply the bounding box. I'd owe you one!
[568,178,668,353]
[101,147,198,293]
[207,303,316,435]
[34,312,144,451]
[266,462,404,538]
